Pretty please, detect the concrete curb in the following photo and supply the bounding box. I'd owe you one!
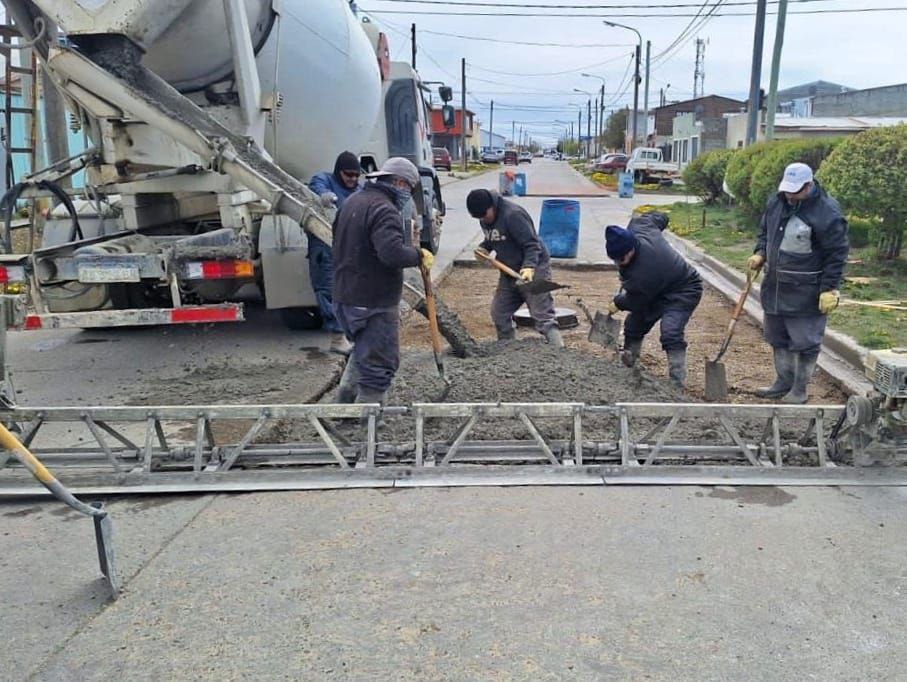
[664,231,873,397]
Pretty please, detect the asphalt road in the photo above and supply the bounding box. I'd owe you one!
[3,160,906,680]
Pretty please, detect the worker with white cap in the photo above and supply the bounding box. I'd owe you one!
[747,162,849,404]
[331,157,434,405]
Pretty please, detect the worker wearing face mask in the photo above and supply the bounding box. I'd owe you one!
[331,157,434,405]
[748,162,849,404]
[466,188,563,348]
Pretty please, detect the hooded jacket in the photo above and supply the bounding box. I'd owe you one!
[613,212,702,313]
[754,181,849,317]
[478,191,549,274]
[332,182,421,308]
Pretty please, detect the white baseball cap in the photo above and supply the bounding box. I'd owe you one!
[778,162,814,193]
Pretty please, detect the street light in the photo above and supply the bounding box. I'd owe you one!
[568,102,583,155]
[573,89,593,159]
[582,73,606,156]
[604,20,642,152]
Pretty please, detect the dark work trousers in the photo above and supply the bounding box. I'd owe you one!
[490,260,557,336]
[624,302,700,351]
[333,303,400,392]
[307,235,341,333]
[763,313,827,355]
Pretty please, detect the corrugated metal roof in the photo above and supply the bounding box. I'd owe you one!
[773,116,907,130]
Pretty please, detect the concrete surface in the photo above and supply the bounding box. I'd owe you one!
[3,159,906,680]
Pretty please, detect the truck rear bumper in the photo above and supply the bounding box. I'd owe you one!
[23,304,244,330]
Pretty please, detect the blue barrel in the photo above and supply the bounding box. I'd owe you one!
[538,199,581,258]
[618,171,634,198]
[498,171,515,196]
[514,172,527,196]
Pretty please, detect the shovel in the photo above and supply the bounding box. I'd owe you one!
[704,268,760,401]
[474,247,568,295]
[419,261,452,393]
[576,299,621,349]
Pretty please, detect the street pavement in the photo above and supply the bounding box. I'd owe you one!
[3,160,907,679]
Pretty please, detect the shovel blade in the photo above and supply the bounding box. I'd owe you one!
[516,279,568,295]
[588,311,621,348]
[91,502,121,599]
[704,360,729,402]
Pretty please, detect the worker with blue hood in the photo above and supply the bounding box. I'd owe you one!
[605,211,702,388]
[308,151,363,355]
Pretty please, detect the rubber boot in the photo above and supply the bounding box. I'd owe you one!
[497,327,516,341]
[755,347,795,398]
[329,332,353,356]
[544,327,564,348]
[335,359,358,404]
[666,348,687,389]
[356,386,388,428]
[621,339,642,368]
[781,352,819,404]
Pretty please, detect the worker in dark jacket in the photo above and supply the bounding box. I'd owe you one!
[748,162,849,404]
[466,189,563,348]
[308,151,362,355]
[606,212,702,388]
[332,157,434,405]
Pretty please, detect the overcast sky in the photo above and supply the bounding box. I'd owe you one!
[359,0,907,144]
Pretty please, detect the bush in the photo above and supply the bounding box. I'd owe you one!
[818,124,907,259]
[748,138,841,215]
[724,142,772,212]
[682,149,735,203]
[846,216,876,249]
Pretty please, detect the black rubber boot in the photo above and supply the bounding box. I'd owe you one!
[335,359,358,404]
[621,339,642,367]
[755,347,795,398]
[497,327,516,341]
[356,386,388,428]
[781,352,819,404]
[544,327,564,348]
[666,348,687,389]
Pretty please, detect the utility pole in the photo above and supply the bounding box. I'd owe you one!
[746,0,768,145]
[693,38,706,98]
[643,40,651,148]
[519,125,523,152]
[599,83,605,152]
[512,120,516,148]
[593,98,599,158]
[764,0,788,140]
[586,99,591,159]
[460,58,468,170]
[488,100,494,151]
[631,44,641,151]
[411,23,416,69]
[577,109,582,155]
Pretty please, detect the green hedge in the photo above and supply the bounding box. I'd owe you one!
[724,142,772,213]
[748,137,841,215]
[682,149,735,204]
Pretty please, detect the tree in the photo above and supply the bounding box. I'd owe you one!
[682,149,735,204]
[818,124,907,259]
[603,108,628,151]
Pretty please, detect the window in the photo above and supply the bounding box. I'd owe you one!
[691,136,699,159]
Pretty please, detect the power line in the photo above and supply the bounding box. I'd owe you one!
[363,6,907,16]
[467,51,632,78]
[373,0,837,7]
[417,29,633,48]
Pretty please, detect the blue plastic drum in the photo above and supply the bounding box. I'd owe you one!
[538,199,581,258]
[514,172,527,196]
[618,171,634,198]
[499,171,515,196]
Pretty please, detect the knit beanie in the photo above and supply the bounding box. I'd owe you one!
[333,151,361,179]
[466,189,495,218]
[605,225,639,261]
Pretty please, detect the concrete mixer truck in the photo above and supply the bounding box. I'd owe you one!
[0,0,448,330]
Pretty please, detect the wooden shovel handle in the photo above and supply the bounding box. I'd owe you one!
[474,248,523,282]
[730,268,760,321]
[420,264,444,356]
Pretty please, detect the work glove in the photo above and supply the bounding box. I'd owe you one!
[819,289,840,314]
[607,300,620,315]
[420,248,435,270]
[519,267,535,282]
[318,192,338,208]
[747,253,765,271]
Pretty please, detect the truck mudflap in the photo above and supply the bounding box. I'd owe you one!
[22,304,244,330]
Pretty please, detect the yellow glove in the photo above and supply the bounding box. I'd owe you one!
[607,301,620,315]
[819,290,840,314]
[519,267,535,282]
[420,248,434,270]
[747,254,765,271]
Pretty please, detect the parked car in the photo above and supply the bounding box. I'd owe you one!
[503,150,518,165]
[593,153,629,174]
[481,149,503,163]
[625,147,680,183]
[518,152,532,164]
[432,147,452,171]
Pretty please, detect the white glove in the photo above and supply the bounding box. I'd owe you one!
[319,192,338,208]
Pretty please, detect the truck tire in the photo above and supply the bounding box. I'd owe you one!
[280,307,323,331]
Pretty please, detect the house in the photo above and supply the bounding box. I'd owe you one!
[725,112,907,148]
[811,83,907,117]
[430,107,476,161]
[481,129,505,151]
[650,95,746,159]
[671,112,734,169]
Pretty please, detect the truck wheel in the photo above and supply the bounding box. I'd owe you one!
[280,307,323,331]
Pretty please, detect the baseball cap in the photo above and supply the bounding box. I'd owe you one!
[778,162,814,193]
[367,157,420,188]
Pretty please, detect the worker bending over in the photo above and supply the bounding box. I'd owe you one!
[332,157,434,405]
[606,211,702,388]
[748,162,848,404]
[466,189,564,348]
